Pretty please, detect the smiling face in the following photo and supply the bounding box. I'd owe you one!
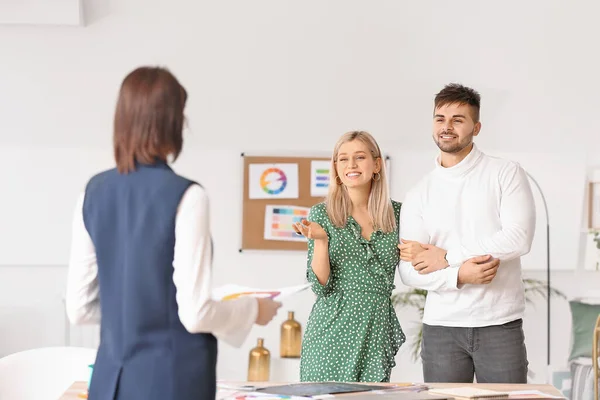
[335,139,381,189]
[432,102,481,154]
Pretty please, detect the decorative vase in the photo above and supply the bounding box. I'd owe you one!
[248,338,270,381]
[280,311,302,358]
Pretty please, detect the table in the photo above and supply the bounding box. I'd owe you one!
[58,381,565,399]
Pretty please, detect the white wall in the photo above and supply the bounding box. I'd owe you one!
[0,0,83,26]
[1,0,600,384]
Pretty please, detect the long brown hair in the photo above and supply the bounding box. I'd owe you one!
[113,66,187,173]
[325,131,396,233]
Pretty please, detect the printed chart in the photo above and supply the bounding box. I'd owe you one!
[264,205,309,242]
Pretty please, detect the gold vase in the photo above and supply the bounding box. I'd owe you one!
[280,311,302,358]
[247,338,270,382]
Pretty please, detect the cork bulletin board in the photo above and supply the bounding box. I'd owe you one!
[240,154,330,251]
[240,153,391,252]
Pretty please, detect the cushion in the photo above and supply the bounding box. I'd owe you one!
[568,300,600,361]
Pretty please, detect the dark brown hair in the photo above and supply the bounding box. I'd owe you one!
[434,83,481,122]
[113,66,187,173]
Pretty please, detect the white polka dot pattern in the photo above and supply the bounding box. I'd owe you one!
[300,200,406,383]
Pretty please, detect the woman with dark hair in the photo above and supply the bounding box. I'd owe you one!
[65,66,281,400]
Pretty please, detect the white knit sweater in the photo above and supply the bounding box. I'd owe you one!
[398,144,536,327]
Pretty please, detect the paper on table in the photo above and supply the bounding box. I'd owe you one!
[507,390,565,399]
[212,283,311,302]
[219,392,312,400]
[428,387,509,399]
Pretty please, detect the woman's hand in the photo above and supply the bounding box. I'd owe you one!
[398,239,426,262]
[293,219,327,241]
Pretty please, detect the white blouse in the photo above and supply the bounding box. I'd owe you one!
[65,183,257,347]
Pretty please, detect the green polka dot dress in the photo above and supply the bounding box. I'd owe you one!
[299,200,406,383]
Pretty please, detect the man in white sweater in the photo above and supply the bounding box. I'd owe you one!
[398,83,536,383]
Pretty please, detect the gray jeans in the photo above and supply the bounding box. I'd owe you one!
[421,319,528,383]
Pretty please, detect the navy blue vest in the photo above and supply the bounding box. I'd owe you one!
[83,161,217,400]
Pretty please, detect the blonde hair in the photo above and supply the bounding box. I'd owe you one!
[325,131,396,233]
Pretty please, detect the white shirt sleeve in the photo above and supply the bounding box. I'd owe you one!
[172,184,258,347]
[65,193,101,324]
[65,183,258,348]
[445,163,536,265]
[397,189,460,291]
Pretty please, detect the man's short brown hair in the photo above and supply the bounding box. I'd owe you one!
[434,83,481,122]
[113,66,187,173]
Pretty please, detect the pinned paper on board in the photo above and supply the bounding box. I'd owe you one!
[310,160,330,197]
[248,163,299,199]
[264,205,309,242]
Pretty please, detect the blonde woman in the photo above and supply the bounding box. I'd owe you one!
[293,131,405,382]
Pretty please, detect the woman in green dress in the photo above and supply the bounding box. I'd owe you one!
[293,131,405,383]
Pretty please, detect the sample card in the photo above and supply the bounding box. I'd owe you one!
[263,205,309,242]
[212,283,312,302]
[310,160,331,197]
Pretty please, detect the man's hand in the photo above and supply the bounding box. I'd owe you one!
[457,255,500,285]
[412,244,449,274]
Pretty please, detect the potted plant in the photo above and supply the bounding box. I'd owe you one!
[391,278,566,362]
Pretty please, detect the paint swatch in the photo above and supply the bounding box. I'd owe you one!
[311,160,330,197]
[264,205,309,241]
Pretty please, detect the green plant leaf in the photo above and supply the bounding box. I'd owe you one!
[391,278,565,362]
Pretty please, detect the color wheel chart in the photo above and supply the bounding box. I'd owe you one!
[264,205,309,242]
[260,167,287,195]
[248,163,299,200]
